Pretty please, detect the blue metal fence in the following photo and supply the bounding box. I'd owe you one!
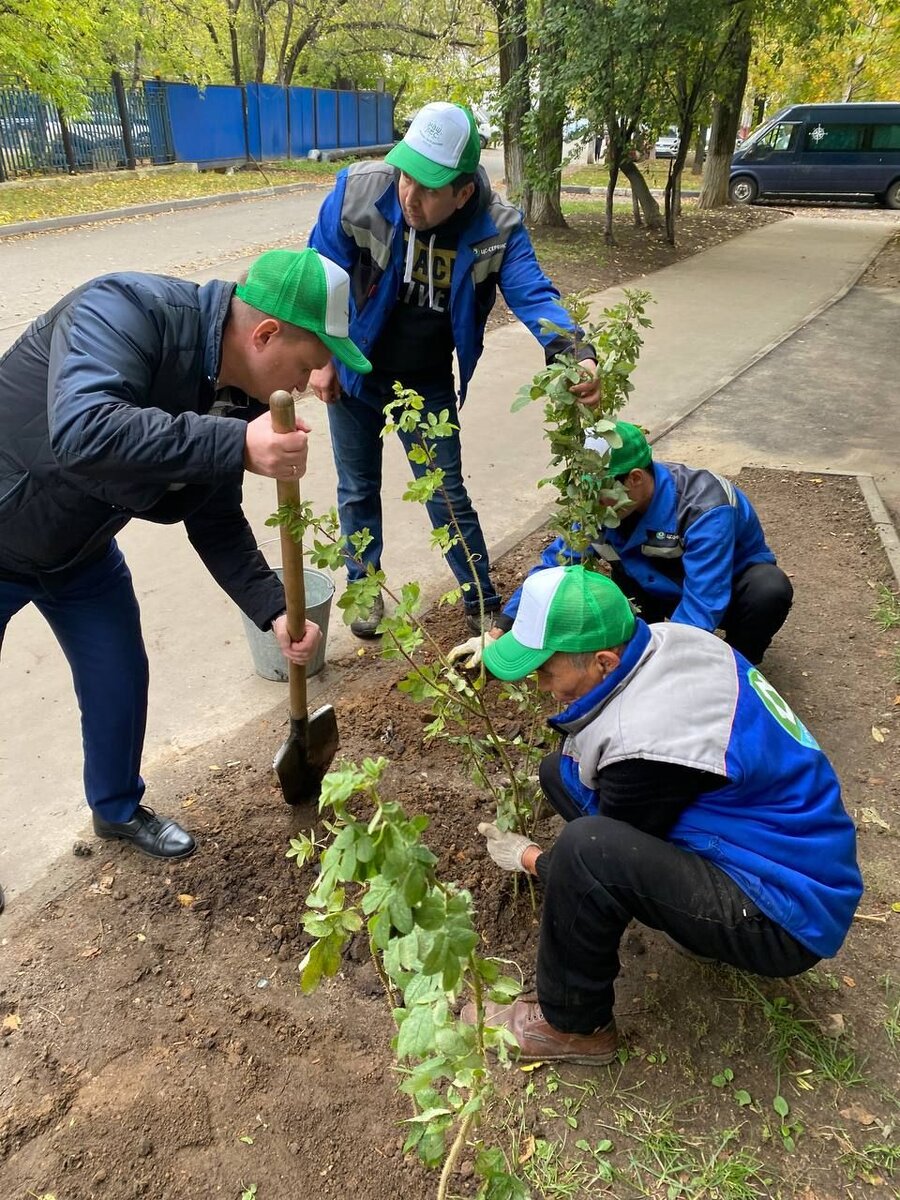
[0,81,174,179]
[0,80,394,180]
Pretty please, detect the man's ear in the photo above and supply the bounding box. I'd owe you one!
[455,182,476,208]
[250,318,280,349]
[595,648,622,675]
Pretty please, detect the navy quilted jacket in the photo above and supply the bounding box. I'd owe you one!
[0,273,283,629]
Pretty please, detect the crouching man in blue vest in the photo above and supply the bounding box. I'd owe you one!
[451,420,793,670]
[463,564,862,1065]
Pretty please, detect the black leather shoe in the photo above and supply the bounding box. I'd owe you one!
[92,806,196,860]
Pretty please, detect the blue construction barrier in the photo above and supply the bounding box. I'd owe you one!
[157,84,392,167]
[163,83,246,166]
[0,79,394,178]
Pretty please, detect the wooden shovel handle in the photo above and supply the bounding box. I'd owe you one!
[269,389,307,719]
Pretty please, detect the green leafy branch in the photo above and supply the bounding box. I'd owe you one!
[288,757,525,1198]
[513,289,653,555]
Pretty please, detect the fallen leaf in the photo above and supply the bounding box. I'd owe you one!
[843,975,856,988]
[80,946,101,959]
[177,894,196,908]
[518,1134,536,1164]
[208,764,221,772]
[519,1061,543,1072]
[840,1103,876,1126]
[893,695,900,706]
[181,794,198,809]
[239,1134,255,1145]
[859,807,891,830]
[822,1013,845,1037]
[2,1013,21,1032]
[891,902,900,913]
[872,726,885,744]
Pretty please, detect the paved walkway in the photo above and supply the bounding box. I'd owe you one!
[0,205,896,904]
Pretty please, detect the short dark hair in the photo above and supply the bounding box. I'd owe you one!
[451,171,477,194]
[614,461,654,484]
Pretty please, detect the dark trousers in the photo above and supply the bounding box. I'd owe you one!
[611,561,793,665]
[535,753,819,1033]
[0,543,148,823]
[326,389,500,613]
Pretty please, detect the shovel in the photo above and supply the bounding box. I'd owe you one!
[269,389,340,805]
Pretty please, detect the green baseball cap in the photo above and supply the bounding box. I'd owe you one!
[584,421,652,476]
[386,102,481,188]
[483,565,636,681]
[235,248,371,375]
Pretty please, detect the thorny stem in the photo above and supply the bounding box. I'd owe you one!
[436,1109,477,1200]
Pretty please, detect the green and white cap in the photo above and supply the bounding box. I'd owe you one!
[584,421,652,476]
[385,102,481,188]
[235,247,371,374]
[483,565,636,681]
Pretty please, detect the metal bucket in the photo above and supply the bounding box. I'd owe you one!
[241,567,335,681]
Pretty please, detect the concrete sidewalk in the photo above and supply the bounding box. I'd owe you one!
[1,210,896,905]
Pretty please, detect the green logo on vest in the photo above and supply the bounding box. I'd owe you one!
[748,668,818,749]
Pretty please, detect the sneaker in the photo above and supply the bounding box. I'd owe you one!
[350,592,384,639]
[461,997,618,1065]
[661,932,716,963]
[465,609,501,636]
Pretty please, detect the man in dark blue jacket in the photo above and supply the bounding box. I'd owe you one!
[0,248,370,874]
[465,565,862,1064]
[308,101,601,638]
[454,420,793,668]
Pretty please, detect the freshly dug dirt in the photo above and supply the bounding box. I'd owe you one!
[2,468,898,1200]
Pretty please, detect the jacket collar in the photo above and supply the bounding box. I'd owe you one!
[199,279,235,385]
[548,619,653,734]
[616,462,676,550]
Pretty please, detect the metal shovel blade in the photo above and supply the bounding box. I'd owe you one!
[273,704,340,806]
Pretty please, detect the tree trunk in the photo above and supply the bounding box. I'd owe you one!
[523,17,565,227]
[525,103,566,226]
[691,124,707,174]
[228,0,242,86]
[699,5,752,210]
[620,158,663,229]
[492,0,528,200]
[604,162,619,244]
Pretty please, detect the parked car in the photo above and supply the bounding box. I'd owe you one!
[653,127,680,158]
[729,102,900,208]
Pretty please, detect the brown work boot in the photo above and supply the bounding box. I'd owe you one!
[462,997,618,1065]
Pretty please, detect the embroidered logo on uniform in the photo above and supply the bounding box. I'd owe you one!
[748,668,820,749]
[473,242,507,257]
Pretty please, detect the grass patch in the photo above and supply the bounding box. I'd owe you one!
[737,978,864,1087]
[873,583,900,631]
[564,161,693,190]
[0,160,340,226]
[617,1104,771,1199]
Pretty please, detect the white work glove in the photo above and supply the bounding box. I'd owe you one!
[447,635,486,670]
[477,822,541,873]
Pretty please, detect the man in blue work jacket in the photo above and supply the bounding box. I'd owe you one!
[308,101,601,638]
[453,420,793,667]
[465,565,862,1064]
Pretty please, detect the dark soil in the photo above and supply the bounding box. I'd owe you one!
[2,468,898,1200]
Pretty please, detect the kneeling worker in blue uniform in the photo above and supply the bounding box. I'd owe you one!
[452,421,793,668]
[465,565,862,1064]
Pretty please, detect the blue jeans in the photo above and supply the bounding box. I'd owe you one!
[0,543,148,822]
[326,390,500,612]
